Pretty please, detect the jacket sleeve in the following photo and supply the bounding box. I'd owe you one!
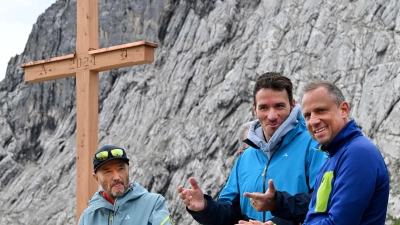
[187,160,246,225]
[187,194,243,225]
[271,191,311,222]
[149,195,174,225]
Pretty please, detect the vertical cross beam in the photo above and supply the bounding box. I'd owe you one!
[75,0,99,222]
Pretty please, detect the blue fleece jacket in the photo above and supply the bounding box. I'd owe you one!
[78,182,173,225]
[304,120,389,225]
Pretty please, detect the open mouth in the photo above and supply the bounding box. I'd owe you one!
[314,127,326,134]
[314,127,326,136]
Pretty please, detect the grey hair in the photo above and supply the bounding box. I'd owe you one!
[302,80,346,106]
[237,121,252,151]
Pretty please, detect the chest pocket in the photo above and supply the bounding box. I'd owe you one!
[315,171,334,212]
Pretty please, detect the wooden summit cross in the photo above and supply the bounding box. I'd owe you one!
[21,0,157,223]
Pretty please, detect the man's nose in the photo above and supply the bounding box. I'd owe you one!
[111,170,121,180]
[268,109,278,120]
[309,113,320,126]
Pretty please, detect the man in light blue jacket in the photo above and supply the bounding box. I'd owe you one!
[78,145,173,225]
[178,72,326,225]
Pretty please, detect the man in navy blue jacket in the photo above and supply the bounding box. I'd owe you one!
[240,80,389,225]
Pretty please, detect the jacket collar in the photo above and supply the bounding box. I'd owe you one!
[86,182,148,213]
[316,119,362,156]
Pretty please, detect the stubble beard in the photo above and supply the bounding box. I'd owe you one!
[103,179,129,199]
[111,188,126,198]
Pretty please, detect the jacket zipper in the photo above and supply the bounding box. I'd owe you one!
[261,150,277,222]
[111,197,119,225]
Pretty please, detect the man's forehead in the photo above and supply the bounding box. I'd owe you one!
[255,88,289,100]
[302,88,330,103]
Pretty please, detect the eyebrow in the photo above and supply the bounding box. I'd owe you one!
[258,102,286,107]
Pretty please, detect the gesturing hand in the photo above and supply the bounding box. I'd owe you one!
[178,177,206,212]
[243,179,277,212]
[236,219,274,225]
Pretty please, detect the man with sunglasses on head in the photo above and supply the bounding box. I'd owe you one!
[178,72,327,225]
[78,145,174,225]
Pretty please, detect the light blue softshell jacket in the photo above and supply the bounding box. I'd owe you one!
[219,104,327,221]
[78,182,173,225]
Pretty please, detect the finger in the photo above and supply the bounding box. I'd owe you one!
[189,177,201,190]
[178,186,183,193]
[248,220,263,224]
[178,191,186,200]
[243,192,262,200]
[243,192,253,198]
[267,179,276,193]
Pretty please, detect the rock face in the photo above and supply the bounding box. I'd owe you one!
[0,0,399,224]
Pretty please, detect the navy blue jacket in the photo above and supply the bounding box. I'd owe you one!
[304,120,389,224]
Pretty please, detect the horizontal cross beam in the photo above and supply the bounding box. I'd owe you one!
[22,41,158,83]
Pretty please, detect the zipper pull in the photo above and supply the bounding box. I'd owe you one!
[262,164,268,176]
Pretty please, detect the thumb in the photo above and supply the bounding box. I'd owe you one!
[267,179,276,193]
[189,177,201,190]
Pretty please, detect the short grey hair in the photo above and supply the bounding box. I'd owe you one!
[237,121,252,151]
[302,80,346,106]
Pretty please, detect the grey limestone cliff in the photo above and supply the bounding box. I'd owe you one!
[0,0,399,224]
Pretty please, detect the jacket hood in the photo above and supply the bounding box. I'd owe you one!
[246,104,304,159]
[86,182,148,213]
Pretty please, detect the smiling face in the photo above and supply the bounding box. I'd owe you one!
[253,88,295,142]
[301,86,350,145]
[93,159,130,202]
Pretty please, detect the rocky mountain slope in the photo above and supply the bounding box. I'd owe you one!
[0,0,399,224]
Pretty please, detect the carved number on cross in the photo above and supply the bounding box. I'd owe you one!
[121,50,128,60]
[69,56,96,69]
[40,65,47,75]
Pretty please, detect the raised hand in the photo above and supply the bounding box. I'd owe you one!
[243,179,277,212]
[178,177,206,211]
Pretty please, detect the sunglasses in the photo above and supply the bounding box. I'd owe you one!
[95,148,125,161]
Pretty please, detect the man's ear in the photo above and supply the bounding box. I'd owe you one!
[253,103,257,116]
[92,173,99,182]
[340,101,350,118]
[291,99,296,108]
